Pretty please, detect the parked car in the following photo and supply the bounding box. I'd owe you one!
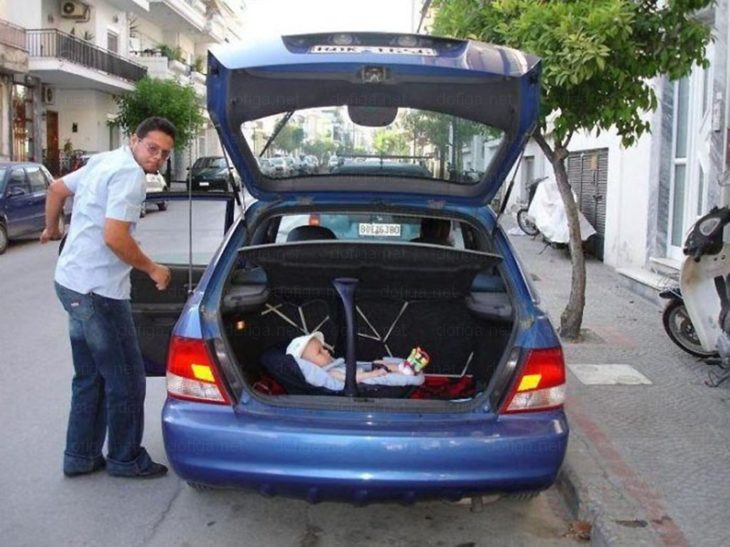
[140,172,168,217]
[257,157,274,177]
[188,156,237,191]
[267,156,290,177]
[304,155,319,173]
[327,155,339,170]
[131,33,567,502]
[0,162,70,254]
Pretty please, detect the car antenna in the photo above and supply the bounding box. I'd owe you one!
[492,131,531,238]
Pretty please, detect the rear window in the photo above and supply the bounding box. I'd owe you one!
[275,213,466,248]
[193,157,226,169]
[242,106,504,185]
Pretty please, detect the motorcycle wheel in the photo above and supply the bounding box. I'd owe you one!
[517,208,540,236]
[662,299,717,358]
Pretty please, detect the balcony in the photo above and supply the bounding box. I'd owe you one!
[26,29,147,92]
[131,51,206,99]
[147,0,207,34]
[0,18,29,73]
[132,50,189,80]
[204,13,226,44]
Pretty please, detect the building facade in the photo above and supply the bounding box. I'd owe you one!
[0,0,246,178]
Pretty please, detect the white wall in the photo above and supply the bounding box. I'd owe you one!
[52,88,118,153]
[568,129,654,269]
[5,0,42,28]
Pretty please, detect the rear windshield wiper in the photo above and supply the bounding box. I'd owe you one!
[259,111,294,157]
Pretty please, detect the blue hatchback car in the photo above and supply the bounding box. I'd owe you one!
[0,162,63,254]
[132,32,568,503]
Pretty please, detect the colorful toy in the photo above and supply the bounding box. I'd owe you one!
[398,347,430,376]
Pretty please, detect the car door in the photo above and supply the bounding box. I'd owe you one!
[3,168,34,237]
[25,166,50,232]
[130,193,239,376]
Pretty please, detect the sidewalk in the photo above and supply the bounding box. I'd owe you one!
[506,226,730,547]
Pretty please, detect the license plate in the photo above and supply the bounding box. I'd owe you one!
[199,181,210,187]
[358,223,401,237]
[310,45,437,56]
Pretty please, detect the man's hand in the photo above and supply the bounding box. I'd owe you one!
[40,226,63,244]
[148,263,171,291]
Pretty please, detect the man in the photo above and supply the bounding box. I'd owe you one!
[41,117,175,479]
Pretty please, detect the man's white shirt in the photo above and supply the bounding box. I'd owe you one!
[55,146,146,300]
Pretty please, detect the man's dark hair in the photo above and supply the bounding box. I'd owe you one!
[135,117,177,142]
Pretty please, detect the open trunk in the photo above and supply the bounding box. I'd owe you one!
[219,241,515,403]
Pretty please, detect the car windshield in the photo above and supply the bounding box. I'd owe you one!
[241,106,504,184]
[193,157,226,169]
[276,212,466,248]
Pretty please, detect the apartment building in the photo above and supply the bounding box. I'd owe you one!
[0,0,245,178]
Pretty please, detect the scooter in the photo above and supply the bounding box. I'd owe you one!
[661,205,730,384]
[659,285,715,357]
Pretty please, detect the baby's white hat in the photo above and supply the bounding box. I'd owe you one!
[286,331,325,359]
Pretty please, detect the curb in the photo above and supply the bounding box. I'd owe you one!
[556,427,660,546]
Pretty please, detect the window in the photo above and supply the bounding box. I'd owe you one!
[275,212,466,248]
[7,168,29,194]
[107,31,119,54]
[26,167,48,192]
[242,106,504,184]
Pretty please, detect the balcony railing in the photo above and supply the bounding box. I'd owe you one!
[27,29,147,82]
[0,18,27,50]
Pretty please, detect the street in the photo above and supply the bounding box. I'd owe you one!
[0,202,579,547]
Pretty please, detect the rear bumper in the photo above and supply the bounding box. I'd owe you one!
[162,399,568,503]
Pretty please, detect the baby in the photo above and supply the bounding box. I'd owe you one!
[285,332,425,390]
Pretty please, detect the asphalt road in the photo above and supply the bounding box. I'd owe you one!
[0,202,578,547]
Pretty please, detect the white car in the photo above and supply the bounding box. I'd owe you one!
[327,155,339,170]
[141,172,168,217]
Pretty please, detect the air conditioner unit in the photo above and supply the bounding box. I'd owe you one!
[60,0,89,20]
[42,85,55,105]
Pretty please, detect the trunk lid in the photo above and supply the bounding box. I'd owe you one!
[207,32,541,206]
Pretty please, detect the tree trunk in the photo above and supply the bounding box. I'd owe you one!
[534,133,586,341]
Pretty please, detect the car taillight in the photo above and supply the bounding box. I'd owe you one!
[501,348,566,414]
[167,336,231,404]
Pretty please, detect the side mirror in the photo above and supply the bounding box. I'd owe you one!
[8,186,26,197]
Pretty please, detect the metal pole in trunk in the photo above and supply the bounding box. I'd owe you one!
[333,277,359,397]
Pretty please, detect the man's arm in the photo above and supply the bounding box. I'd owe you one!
[104,219,171,290]
[40,179,73,244]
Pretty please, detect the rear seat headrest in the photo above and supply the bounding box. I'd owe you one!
[286,225,337,242]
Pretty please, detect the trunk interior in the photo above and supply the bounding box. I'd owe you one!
[220,241,515,403]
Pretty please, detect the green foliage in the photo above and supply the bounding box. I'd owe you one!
[111,77,205,149]
[373,130,409,156]
[302,139,337,162]
[275,124,305,153]
[432,0,713,147]
[157,44,184,63]
[192,54,205,74]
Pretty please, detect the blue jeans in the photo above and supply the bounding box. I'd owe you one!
[55,282,154,476]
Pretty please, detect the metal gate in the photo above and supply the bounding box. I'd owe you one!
[567,148,608,260]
